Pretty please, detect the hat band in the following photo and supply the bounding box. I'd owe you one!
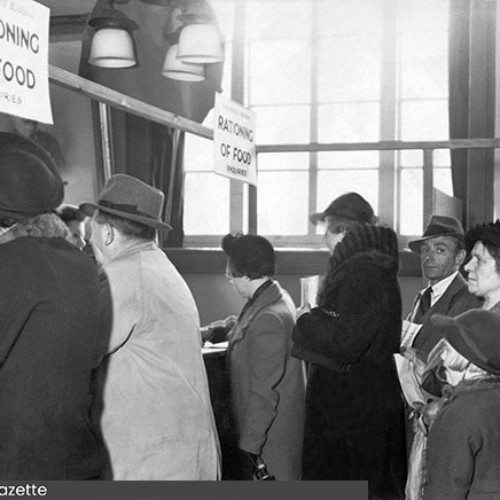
[100,200,156,220]
[461,329,489,365]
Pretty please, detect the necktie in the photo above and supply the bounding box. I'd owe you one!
[418,286,432,319]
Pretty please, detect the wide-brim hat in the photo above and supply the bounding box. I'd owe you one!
[309,192,375,226]
[0,132,64,220]
[464,220,500,254]
[80,174,172,231]
[408,214,464,254]
[431,309,500,375]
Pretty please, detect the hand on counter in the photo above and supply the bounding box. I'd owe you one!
[201,315,237,343]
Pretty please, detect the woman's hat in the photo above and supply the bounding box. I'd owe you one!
[80,174,172,231]
[309,192,375,225]
[464,220,500,254]
[431,309,500,375]
[0,132,64,220]
[408,214,464,254]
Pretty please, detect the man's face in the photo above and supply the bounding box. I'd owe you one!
[420,236,463,285]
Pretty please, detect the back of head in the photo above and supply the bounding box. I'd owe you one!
[57,204,86,224]
[0,132,63,224]
[222,233,275,279]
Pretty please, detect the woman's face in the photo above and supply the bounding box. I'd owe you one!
[66,220,86,250]
[464,241,500,304]
[324,217,346,254]
[225,263,250,299]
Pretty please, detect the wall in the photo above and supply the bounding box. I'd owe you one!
[167,249,424,325]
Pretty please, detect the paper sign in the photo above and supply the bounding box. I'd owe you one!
[213,92,257,185]
[0,0,52,123]
[300,275,322,308]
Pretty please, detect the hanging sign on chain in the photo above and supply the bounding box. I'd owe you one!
[213,92,257,186]
[0,0,52,123]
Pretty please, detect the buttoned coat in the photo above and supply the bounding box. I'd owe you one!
[98,240,220,480]
[424,379,500,500]
[412,274,482,362]
[0,234,110,479]
[228,281,305,480]
[292,224,407,499]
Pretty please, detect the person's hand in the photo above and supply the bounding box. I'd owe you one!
[296,303,311,320]
[201,315,237,343]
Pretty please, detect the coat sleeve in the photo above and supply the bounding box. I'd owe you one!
[293,264,389,366]
[238,311,290,455]
[423,405,476,500]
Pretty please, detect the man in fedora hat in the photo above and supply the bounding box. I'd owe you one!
[403,214,481,361]
[0,132,111,479]
[80,174,220,480]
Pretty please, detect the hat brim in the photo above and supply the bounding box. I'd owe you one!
[79,202,172,231]
[309,211,326,225]
[431,314,500,376]
[408,232,463,254]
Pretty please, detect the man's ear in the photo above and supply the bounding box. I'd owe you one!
[456,248,466,266]
[104,223,114,246]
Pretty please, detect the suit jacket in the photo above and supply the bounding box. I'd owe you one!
[412,274,482,362]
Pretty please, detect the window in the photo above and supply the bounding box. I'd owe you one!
[183,0,451,246]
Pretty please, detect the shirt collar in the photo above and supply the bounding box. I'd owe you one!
[425,271,459,303]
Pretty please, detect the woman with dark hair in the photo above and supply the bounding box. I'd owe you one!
[463,220,500,313]
[204,233,305,480]
[56,204,87,250]
[292,192,407,499]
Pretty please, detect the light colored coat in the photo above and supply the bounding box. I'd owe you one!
[228,281,305,480]
[99,240,220,479]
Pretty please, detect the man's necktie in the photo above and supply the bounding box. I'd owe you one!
[418,286,432,319]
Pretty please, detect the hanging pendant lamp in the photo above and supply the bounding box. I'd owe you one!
[88,3,140,69]
[162,43,205,82]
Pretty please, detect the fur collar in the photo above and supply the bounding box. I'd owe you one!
[330,223,399,273]
[0,213,72,245]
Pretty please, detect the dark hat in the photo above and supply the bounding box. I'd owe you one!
[0,132,64,220]
[309,192,375,225]
[431,309,500,375]
[464,220,500,254]
[408,214,464,254]
[80,174,171,231]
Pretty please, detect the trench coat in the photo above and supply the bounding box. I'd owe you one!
[228,281,305,480]
[0,235,110,479]
[98,240,220,479]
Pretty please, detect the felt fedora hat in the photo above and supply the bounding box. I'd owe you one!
[80,174,172,231]
[408,214,464,254]
[309,192,375,225]
[0,132,64,220]
[431,309,500,376]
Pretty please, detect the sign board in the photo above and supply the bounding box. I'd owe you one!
[0,0,52,123]
[213,92,257,185]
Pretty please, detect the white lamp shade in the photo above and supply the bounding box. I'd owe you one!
[177,23,223,64]
[89,28,136,68]
[162,43,205,82]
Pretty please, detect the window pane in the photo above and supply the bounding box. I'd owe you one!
[318,151,379,169]
[400,100,449,140]
[398,0,449,33]
[258,152,309,171]
[400,31,448,99]
[317,170,379,214]
[184,173,229,235]
[319,103,379,142]
[318,35,381,102]
[254,105,310,144]
[400,169,423,235]
[258,171,309,235]
[184,133,213,172]
[434,148,450,167]
[400,150,422,167]
[434,167,453,196]
[318,0,383,35]
[247,0,312,40]
[249,40,311,105]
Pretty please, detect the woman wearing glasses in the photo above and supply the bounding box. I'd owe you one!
[203,233,305,480]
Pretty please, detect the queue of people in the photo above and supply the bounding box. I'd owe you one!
[1,131,500,497]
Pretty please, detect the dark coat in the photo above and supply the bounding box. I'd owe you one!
[424,379,500,500]
[228,281,305,480]
[0,236,111,479]
[292,224,406,499]
[412,274,482,362]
